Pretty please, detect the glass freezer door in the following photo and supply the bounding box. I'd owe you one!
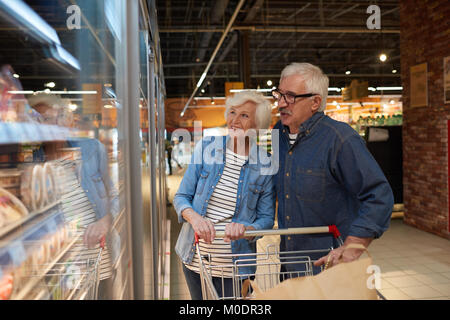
[0,0,146,300]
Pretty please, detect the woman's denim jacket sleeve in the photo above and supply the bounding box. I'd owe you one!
[68,138,120,221]
[173,136,276,274]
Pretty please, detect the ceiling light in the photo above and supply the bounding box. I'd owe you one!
[379,53,387,62]
[104,104,114,109]
[45,82,56,88]
[392,69,397,74]
[345,70,351,75]
[68,104,78,111]
[13,74,19,79]
[376,86,402,91]
[267,80,273,86]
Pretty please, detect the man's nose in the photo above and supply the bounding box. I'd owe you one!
[278,96,288,109]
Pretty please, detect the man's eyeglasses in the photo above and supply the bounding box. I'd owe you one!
[271,89,317,104]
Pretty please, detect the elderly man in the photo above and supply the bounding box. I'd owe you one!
[272,62,394,275]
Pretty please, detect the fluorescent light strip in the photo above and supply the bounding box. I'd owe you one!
[8,90,98,95]
[0,0,61,45]
[376,87,403,91]
[56,45,81,70]
[196,73,207,88]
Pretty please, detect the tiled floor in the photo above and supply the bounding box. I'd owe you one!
[166,172,450,300]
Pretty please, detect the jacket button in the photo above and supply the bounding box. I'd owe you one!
[286,173,289,177]
[285,194,289,199]
[288,151,292,155]
[288,236,291,241]
[286,216,290,220]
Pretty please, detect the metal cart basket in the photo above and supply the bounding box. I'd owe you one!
[194,225,383,300]
[24,237,105,300]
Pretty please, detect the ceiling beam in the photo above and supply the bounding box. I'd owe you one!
[160,26,400,33]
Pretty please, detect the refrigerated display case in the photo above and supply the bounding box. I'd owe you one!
[0,0,168,300]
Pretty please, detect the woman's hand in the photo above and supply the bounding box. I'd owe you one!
[182,208,215,244]
[83,214,112,249]
[223,223,255,243]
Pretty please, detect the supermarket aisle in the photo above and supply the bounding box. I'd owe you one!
[166,168,191,299]
[166,171,450,300]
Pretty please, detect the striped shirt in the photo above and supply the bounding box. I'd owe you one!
[57,159,113,281]
[289,133,298,145]
[185,148,248,278]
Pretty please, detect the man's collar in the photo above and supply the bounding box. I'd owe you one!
[284,111,325,135]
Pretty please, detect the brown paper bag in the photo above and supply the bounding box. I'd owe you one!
[245,244,378,300]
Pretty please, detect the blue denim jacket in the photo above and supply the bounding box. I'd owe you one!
[67,138,119,221]
[274,112,393,273]
[174,135,276,275]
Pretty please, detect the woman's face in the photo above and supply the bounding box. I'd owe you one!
[226,101,258,138]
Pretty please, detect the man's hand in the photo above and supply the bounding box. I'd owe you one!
[314,236,373,268]
[182,208,215,243]
[83,214,112,249]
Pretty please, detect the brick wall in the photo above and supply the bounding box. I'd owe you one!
[400,0,450,239]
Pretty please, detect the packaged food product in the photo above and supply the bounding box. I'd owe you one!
[0,169,21,187]
[20,164,43,211]
[0,169,21,198]
[32,242,48,267]
[0,154,11,163]
[46,231,61,261]
[57,147,81,161]
[0,273,14,300]
[42,163,56,206]
[0,187,28,225]
[16,151,33,163]
[0,211,5,228]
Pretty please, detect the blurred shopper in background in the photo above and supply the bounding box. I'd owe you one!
[31,96,118,299]
[272,62,394,275]
[173,91,275,299]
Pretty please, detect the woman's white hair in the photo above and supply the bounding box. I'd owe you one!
[224,91,272,129]
[280,62,329,111]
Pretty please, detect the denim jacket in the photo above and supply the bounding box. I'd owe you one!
[67,138,119,221]
[174,135,276,275]
[273,112,393,272]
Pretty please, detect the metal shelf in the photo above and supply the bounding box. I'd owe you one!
[0,201,61,240]
[0,122,73,145]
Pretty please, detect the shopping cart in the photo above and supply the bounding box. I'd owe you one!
[25,236,105,300]
[194,225,384,300]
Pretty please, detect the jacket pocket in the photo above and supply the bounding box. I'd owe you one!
[295,168,325,202]
[90,172,107,198]
[247,183,263,210]
[196,169,210,195]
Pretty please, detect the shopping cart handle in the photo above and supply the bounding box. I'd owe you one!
[199,225,342,240]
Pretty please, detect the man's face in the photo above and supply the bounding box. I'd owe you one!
[277,75,321,133]
[33,103,58,125]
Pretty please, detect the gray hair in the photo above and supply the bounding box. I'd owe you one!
[280,63,329,111]
[224,91,272,129]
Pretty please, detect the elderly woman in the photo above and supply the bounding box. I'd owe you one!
[174,91,276,300]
